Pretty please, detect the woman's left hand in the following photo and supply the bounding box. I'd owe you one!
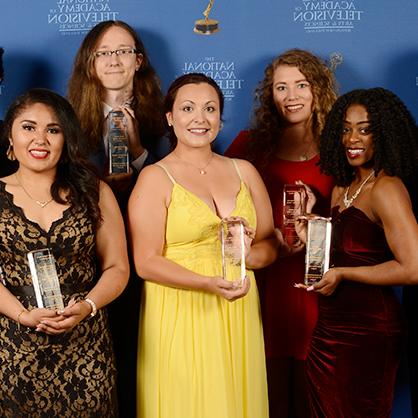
[35,298,92,334]
[295,180,316,214]
[294,267,343,296]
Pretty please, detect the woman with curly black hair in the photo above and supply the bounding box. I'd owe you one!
[296,87,418,417]
[225,49,337,417]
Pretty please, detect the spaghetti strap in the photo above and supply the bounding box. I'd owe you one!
[155,163,176,184]
[231,158,243,182]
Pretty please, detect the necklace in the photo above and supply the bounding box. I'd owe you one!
[343,170,375,208]
[173,152,214,175]
[15,174,54,208]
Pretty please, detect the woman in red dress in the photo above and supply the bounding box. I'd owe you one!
[298,87,418,417]
[225,49,337,417]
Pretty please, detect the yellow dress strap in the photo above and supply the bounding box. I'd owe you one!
[231,158,243,182]
[155,163,176,184]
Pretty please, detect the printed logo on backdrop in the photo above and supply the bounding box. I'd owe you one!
[293,0,364,33]
[48,0,120,36]
[182,57,244,101]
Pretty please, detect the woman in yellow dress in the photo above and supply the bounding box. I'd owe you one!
[128,73,276,418]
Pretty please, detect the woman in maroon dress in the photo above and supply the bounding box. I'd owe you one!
[225,49,337,417]
[297,87,418,417]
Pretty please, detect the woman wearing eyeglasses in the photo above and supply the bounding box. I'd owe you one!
[68,20,167,418]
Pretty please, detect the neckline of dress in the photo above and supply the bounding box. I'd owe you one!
[172,181,245,221]
[0,180,73,235]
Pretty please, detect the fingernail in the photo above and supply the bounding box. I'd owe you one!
[57,310,64,315]
[307,286,314,291]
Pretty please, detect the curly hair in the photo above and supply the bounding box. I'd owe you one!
[67,20,165,152]
[319,87,418,187]
[246,49,337,165]
[164,73,224,148]
[3,88,102,227]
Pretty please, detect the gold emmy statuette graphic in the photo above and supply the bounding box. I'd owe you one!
[329,52,343,72]
[194,0,219,35]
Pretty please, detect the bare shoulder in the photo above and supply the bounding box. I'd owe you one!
[224,156,259,178]
[371,174,407,198]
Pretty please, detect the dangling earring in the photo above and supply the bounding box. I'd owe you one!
[6,143,16,161]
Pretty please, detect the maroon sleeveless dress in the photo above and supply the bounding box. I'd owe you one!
[306,206,406,418]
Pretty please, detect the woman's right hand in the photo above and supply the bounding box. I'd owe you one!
[18,308,62,330]
[206,276,251,301]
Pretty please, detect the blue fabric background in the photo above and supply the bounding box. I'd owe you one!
[1,2,417,416]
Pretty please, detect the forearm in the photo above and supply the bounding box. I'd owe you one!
[338,259,418,286]
[246,237,278,269]
[85,266,129,310]
[0,284,27,322]
[136,254,210,291]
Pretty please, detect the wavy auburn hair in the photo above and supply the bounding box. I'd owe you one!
[246,49,337,166]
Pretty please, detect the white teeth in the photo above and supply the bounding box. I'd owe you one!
[189,129,208,133]
[348,149,364,155]
[286,105,303,111]
[30,150,48,157]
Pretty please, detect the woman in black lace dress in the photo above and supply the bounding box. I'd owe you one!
[0,88,129,417]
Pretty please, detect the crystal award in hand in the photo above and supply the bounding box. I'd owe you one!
[283,184,307,247]
[107,110,129,174]
[220,219,246,285]
[27,248,64,310]
[304,216,332,286]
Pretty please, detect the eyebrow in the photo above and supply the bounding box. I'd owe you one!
[275,79,308,84]
[20,119,60,126]
[96,43,134,49]
[180,100,217,105]
[344,120,370,125]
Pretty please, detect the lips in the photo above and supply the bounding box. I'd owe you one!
[346,148,365,159]
[188,128,209,134]
[29,149,49,159]
[285,104,304,112]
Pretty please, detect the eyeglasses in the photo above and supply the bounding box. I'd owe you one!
[93,48,137,59]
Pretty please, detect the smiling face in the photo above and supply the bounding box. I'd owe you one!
[93,25,142,95]
[272,64,314,126]
[342,103,374,167]
[166,82,221,149]
[10,102,65,174]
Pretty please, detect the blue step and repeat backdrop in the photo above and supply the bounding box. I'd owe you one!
[1,1,417,415]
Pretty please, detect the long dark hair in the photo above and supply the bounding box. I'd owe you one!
[68,20,165,151]
[3,88,102,227]
[319,87,418,186]
[164,72,224,148]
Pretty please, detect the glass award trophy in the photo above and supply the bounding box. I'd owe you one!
[283,184,307,247]
[27,248,64,310]
[304,217,332,286]
[220,219,246,285]
[107,110,129,174]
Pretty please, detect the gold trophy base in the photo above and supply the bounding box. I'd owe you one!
[194,18,219,35]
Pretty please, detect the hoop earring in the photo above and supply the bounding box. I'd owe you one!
[6,143,16,161]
